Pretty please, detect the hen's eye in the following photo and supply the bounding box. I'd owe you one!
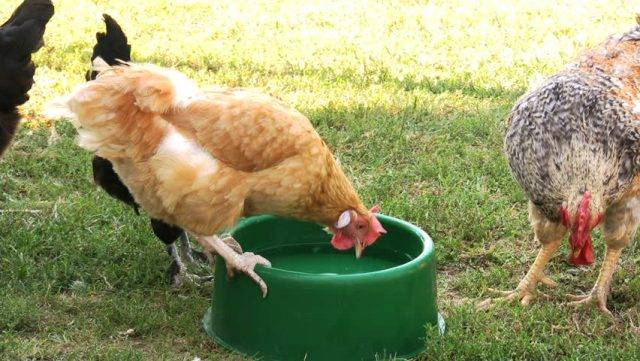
[357,224,365,230]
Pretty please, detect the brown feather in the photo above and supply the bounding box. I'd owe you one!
[57,63,370,236]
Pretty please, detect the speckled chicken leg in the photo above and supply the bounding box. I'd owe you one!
[178,232,198,263]
[197,235,271,297]
[481,203,566,307]
[565,198,638,317]
[485,240,562,308]
[169,232,243,287]
[178,231,204,264]
[567,247,623,317]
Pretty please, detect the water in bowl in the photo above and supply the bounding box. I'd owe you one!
[257,243,411,275]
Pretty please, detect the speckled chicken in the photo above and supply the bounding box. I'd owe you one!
[49,61,386,297]
[498,19,640,316]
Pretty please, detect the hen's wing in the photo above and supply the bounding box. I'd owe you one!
[166,88,326,172]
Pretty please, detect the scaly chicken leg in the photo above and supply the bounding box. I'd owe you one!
[566,198,637,317]
[198,235,244,266]
[166,231,217,288]
[481,203,566,307]
[167,232,244,287]
[567,247,622,317]
[177,231,209,264]
[167,241,211,287]
[196,235,271,297]
[494,240,562,304]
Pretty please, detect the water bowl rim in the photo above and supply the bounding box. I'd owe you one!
[230,214,434,280]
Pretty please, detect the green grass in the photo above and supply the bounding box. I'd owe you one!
[1,0,639,359]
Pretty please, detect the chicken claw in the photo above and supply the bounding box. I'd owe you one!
[167,240,213,288]
[479,287,546,308]
[565,247,622,320]
[566,289,615,319]
[477,273,555,310]
[196,235,271,297]
[539,275,558,288]
[478,239,562,310]
[170,268,213,289]
[225,251,272,298]
[201,236,244,267]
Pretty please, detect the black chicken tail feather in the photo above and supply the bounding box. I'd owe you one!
[86,14,131,81]
[86,15,140,215]
[0,0,54,156]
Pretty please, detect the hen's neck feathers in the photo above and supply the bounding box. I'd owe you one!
[297,149,367,225]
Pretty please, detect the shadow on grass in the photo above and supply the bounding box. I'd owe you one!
[396,76,522,100]
[2,77,639,361]
[140,53,524,101]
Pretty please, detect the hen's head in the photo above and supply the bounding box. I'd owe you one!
[328,205,386,258]
[560,191,603,265]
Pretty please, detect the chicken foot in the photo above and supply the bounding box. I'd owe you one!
[177,232,241,267]
[480,240,561,308]
[566,247,623,318]
[200,235,243,266]
[567,198,639,318]
[167,240,212,288]
[478,203,566,309]
[169,233,244,287]
[177,231,207,264]
[197,235,271,297]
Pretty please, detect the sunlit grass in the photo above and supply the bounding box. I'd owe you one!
[1,0,639,359]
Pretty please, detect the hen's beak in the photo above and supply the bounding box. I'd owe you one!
[355,240,364,259]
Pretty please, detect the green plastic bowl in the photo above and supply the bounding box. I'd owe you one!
[203,214,443,360]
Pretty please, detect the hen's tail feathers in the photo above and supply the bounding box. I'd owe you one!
[46,63,198,159]
[0,0,54,111]
[93,61,199,114]
[86,14,131,81]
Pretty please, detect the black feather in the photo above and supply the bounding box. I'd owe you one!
[150,219,184,246]
[87,15,184,246]
[87,14,138,212]
[0,110,20,157]
[0,0,54,156]
[91,156,139,214]
[85,14,131,81]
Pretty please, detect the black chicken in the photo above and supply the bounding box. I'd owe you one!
[87,15,209,287]
[0,0,54,157]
